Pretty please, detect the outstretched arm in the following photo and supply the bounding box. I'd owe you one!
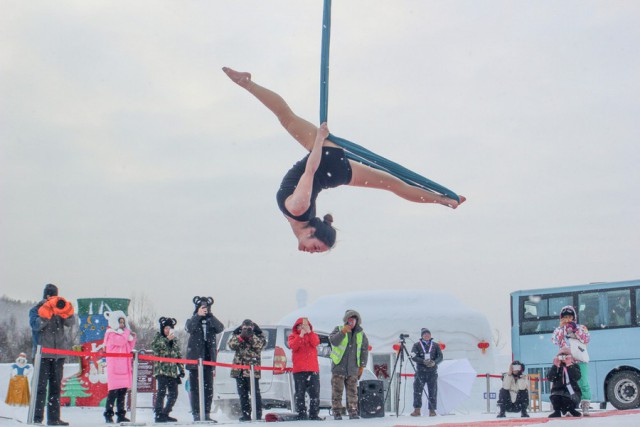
[284,123,329,216]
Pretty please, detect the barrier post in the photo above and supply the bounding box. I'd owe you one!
[198,358,205,422]
[287,371,296,414]
[130,350,139,424]
[486,373,491,413]
[27,345,43,424]
[249,362,257,421]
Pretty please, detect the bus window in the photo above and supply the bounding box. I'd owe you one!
[606,289,631,327]
[520,294,572,334]
[578,292,602,330]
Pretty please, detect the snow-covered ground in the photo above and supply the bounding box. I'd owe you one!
[1,404,640,426]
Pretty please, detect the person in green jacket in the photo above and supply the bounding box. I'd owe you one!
[329,309,369,420]
[151,317,185,423]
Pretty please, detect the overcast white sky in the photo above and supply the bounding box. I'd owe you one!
[1,1,639,347]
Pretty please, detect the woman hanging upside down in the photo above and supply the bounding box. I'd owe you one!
[223,67,465,254]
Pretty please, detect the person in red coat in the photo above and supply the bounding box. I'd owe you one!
[288,317,323,420]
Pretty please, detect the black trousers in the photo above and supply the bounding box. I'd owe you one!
[189,366,214,416]
[105,388,128,415]
[34,358,65,423]
[497,388,529,412]
[236,376,262,419]
[155,376,179,415]
[413,369,438,410]
[550,394,579,414]
[293,372,320,418]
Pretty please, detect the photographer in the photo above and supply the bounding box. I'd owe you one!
[329,310,369,420]
[547,348,582,418]
[496,361,529,418]
[185,296,224,422]
[410,328,443,417]
[152,317,185,423]
[30,283,75,426]
[228,319,267,422]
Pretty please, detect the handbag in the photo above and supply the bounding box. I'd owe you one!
[568,338,590,363]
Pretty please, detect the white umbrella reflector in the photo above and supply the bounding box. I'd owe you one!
[421,358,477,415]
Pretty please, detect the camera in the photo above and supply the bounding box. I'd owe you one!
[399,333,409,339]
[558,355,567,361]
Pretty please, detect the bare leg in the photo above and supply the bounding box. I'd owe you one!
[348,161,465,208]
[223,67,318,151]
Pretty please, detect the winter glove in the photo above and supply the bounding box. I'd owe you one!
[358,366,364,379]
[424,360,436,368]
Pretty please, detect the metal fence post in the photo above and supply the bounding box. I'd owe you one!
[130,350,139,424]
[486,373,491,413]
[287,371,296,414]
[198,358,205,422]
[249,364,257,421]
[27,345,43,424]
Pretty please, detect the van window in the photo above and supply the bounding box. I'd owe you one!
[218,328,277,352]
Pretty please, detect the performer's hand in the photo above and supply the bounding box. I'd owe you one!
[318,122,330,140]
[197,306,207,317]
[425,360,436,368]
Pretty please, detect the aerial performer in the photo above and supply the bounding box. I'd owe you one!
[222,67,465,254]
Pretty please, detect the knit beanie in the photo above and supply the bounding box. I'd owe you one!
[43,283,58,299]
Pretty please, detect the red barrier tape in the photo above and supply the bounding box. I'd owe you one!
[41,347,293,372]
[400,372,547,381]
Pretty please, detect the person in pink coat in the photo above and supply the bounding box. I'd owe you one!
[103,310,137,424]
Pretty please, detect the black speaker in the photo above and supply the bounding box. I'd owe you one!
[358,380,385,418]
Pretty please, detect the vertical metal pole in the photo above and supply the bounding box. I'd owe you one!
[287,371,296,414]
[486,373,491,413]
[130,351,139,424]
[198,358,205,421]
[249,364,257,421]
[27,345,43,424]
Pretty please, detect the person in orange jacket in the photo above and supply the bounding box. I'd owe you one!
[30,284,75,426]
[288,317,323,420]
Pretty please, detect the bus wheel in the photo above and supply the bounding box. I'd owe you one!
[607,371,640,410]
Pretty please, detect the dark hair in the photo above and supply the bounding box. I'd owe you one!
[308,214,336,248]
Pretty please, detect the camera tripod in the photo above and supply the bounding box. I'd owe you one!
[383,334,429,417]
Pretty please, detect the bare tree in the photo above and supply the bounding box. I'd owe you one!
[128,292,158,352]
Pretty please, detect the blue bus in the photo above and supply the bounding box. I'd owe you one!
[511,279,640,409]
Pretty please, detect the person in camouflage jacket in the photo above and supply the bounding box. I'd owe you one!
[227,319,267,421]
[151,317,185,423]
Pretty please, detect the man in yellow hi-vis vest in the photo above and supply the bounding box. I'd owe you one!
[329,309,369,420]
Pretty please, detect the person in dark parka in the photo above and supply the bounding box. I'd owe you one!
[547,348,582,418]
[410,328,443,417]
[185,296,224,422]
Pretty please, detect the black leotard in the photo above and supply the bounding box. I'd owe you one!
[276,146,352,222]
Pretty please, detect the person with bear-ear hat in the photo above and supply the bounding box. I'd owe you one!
[185,296,224,422]
[152,317,184,423]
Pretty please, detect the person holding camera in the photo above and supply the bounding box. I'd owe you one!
[496,361,529,418]
[288,317,323,421]
[185,296,224,422]
[410,328,443,417]
[152,317,185,423]
[29,283,75,426]
[329,309,369,420]
[552,305,591,415]
[228,319,267,421]
[547,347,582,418]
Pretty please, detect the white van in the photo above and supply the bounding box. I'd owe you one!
[213,324,334,416]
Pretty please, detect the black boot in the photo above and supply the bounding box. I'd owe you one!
[521,408,530,418]
[154,413,168,423]
[104,410,114,423]
[116,410,130,423]
[165,413,177,422]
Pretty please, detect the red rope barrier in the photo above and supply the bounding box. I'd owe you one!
[41,347,293,372]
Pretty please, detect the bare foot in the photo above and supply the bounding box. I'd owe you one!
[444,195,466,209]
[222,67,251,88]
